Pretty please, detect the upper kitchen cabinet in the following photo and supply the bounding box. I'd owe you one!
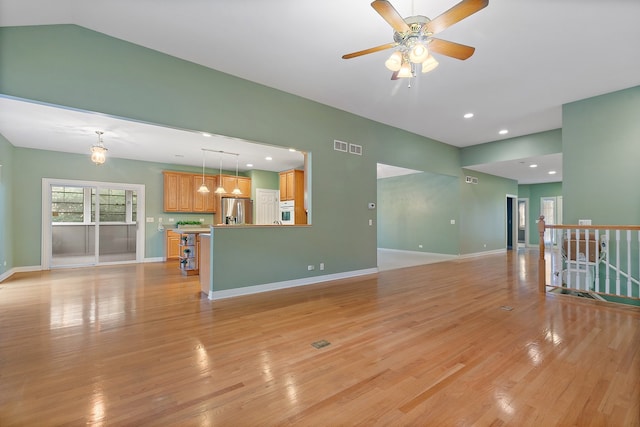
[192,174,217,213]
[279,169,304,202]
[163,170,218,213]
[217,174,252,198]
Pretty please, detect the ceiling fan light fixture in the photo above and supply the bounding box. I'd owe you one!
[90,130,107,165]
[409,42,429,63]
[397,61,413,78]
[384,51,403,71]
[421,55,439,73]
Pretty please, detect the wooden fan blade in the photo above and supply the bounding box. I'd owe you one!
[390,71,399,80]
[371,0,410,33]
[426,0,488,35]
[342,42,397,59]
[428,38,475,60]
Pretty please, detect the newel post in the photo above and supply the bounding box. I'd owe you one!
[537,215,546,293]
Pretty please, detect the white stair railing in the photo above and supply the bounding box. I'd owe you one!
[537,216,640,302]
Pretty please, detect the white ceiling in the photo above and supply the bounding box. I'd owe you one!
[1,0,639,182]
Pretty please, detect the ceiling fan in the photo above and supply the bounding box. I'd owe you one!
[342,0,488,79]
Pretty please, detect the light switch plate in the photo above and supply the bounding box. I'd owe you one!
[146,217,154,223]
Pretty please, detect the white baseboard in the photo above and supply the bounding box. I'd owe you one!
[208,268,378,300]
[144,257,165,263]
[0,265,42,282]
[458,248,507,259]
[377,248,458,258]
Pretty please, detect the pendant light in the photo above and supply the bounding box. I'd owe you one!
[232,156,242,195]
[197,149,209,193]
[90,130,107,165]
[214,153,226,194]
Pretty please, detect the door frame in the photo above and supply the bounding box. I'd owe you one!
[517,198,529,246]
[41,178,146,269]
[506,194,518,250]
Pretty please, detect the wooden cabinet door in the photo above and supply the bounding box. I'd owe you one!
[167,231,181,259]
[238,177,252,197]
[285,171,295,200]
[163,172,179,212]
[193,175,217,212]
[279,173,287,201]
[177,173,193,211]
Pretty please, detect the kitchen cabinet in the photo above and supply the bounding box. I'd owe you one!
[163,170,218,213]
[279,169,303,202]
[216,174,252,198]
[166,230,181,259]
[279,169,306,224]
[193,175,218,212]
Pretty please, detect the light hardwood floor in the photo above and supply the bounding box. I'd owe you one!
[1,250,638,426]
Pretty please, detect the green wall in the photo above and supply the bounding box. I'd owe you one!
[459,169,518,254]
[518,182,562,245]
[377,172,459,255]
[0,24,524,290]
[461,129,562,167]
[563,86,640,224]
[0,134,14,277]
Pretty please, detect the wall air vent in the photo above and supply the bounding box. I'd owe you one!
[465,176,479,184]
[334,140,348,152]
[349,143,363,156]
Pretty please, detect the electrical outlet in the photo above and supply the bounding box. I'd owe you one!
[320,263,324,270]
[450,219,456,225]
[169,218,175,222]
[146,217,154,223]
[199,218,204,222]
[418,244,423,248]
[369,219,373,226]
[307,265,315,271]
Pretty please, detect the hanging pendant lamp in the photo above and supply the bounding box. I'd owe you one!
[214,153,226,194]
[197,149,209,193]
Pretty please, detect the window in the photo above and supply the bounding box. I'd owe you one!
[51,186,137,224]
[91,189,136,223]
[51,186,86,222]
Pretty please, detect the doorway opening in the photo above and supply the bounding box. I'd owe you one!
[42,178,145,269]
[506,194,518,250]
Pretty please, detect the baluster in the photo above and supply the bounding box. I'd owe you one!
[595,229,600,293]
[627,230,632,297]
[616,230,621,296]
[566,228,572,289]
[605,230,610,294]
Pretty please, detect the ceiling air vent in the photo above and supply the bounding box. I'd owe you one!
[465,176,478,184]
[349,143,363,155]
[334,139,348,152]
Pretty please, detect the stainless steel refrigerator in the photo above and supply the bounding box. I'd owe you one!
[220,197,253,224]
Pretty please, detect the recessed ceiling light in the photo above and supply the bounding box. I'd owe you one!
[499,129,509,135]
[265,156,273,161]
[246,163,253,168]
[529,164,538,168]
[463,113,474,119]
[548,170,557,175]
[202,132,212,137]
[289,148,297,152]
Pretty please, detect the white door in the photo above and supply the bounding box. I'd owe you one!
[255,188,279,225]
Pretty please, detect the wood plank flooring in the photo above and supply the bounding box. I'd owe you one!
[1,250,638,426]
